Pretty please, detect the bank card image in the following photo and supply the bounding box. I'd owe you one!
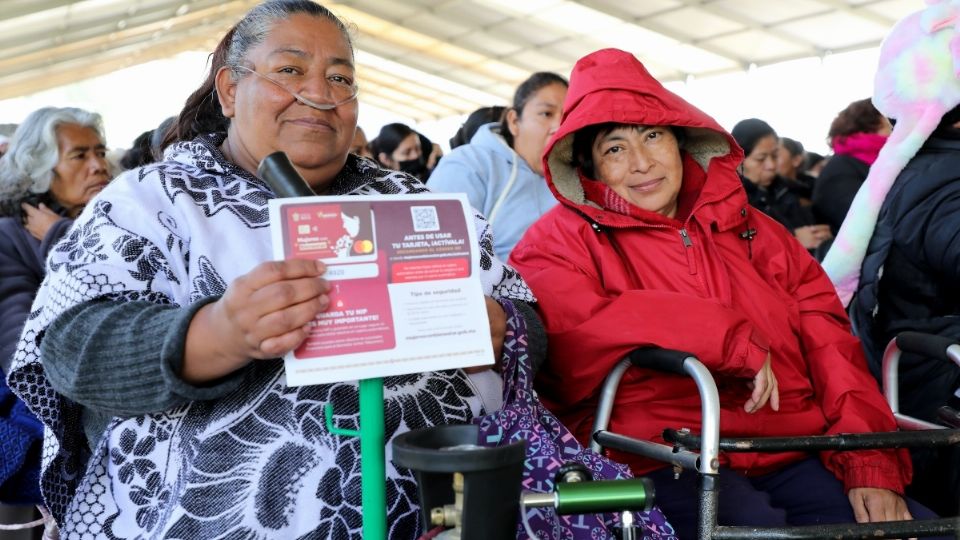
[281,202,378,264]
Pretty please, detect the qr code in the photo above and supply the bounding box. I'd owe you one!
[411,205,440,232]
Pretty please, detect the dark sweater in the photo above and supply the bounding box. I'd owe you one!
[0,215,73,373]
[41,296,547,448]
[41,296,246,447]
[0,214,71,504]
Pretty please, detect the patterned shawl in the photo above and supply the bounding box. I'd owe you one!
[7,133,533,538]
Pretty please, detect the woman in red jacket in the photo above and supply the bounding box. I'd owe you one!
[509,48,937,538]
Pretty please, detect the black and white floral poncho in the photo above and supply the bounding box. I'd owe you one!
[7,134,533,539]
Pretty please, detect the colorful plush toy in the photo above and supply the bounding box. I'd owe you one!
[823,0,960,305]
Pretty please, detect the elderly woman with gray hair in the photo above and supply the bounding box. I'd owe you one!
[0,106,109,506]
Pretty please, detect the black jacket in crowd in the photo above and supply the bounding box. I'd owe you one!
[740,175,815,232]
[784,172,816,202]
[850,133,960,422]
[812,153,870,235]
[849,132,960,517]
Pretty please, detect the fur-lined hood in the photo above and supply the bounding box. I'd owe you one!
[542,48,749,230]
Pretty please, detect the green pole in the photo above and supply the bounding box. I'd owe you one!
[359,377,386,539]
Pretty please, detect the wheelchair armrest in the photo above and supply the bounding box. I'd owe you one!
[591,347,722,475]
[883,332,960,430]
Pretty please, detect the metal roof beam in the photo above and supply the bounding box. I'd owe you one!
[809,0,896,27]
[340,2,580,79]
[576,0,749,67]
[335,5,537,82]
[673,0,822,54]
[0,0,74,23]
[0,0,249,57]
[0,2,252,78]
[0,32,215,101]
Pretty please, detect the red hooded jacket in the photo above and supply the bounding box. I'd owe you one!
[509,49,911,493]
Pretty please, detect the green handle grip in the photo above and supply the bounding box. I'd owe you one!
[554,478,654,515]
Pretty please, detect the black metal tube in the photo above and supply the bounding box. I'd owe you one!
[664,428,960,452]
[593,431,700,471]
[711,517,959,539]
[896,331,958,361]
[697,474,719,540]
[628,346,693,375]
[257,151,315,198]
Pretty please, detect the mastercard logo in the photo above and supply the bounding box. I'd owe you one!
[353,239,374,254]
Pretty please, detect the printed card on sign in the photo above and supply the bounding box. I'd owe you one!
[269,193,493,385]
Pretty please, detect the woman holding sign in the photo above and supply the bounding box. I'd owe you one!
[5,1,540,537]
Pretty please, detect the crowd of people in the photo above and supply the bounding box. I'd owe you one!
[1,0,958,539]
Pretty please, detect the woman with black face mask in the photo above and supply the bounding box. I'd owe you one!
[370,122,440,181]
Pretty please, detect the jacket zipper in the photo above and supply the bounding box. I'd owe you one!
[679,228,698,275]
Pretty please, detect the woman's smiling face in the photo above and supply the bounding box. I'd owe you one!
[217,14,358,190]
[591,124,684,218]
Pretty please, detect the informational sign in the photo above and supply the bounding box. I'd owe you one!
[269,193,493,385]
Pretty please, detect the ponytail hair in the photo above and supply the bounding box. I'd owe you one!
[500,72,568,149]
[160,27,236,150]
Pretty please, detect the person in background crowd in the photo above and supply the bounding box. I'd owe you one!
[823,1,960,517]
[119,129,155,170]
[449,105,506,149]
[0,106,109,508]
[370,122,417,169]
[417,130,443,179]
[150,116,177,162]
[119,116,176,170]
[370,122,441,181]
[349,125,374,160]
[803,151,827,178]
[430,72,568,260]
[731,118,832,254]
[777,136,815,203]
[510,48,942,540]
[812,98,891,235]
[7,2,538,537]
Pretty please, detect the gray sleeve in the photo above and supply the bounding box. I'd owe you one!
[42,296,248,417]
[513,299,547,373]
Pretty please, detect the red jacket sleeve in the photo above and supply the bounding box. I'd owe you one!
[785,237,912,494]
[510,221,769,409]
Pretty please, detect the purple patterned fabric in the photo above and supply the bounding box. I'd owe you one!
[476,301,677,539]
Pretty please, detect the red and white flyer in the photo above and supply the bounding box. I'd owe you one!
[269,193,493,386]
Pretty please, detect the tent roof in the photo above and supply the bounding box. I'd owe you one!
[0,0,919,120]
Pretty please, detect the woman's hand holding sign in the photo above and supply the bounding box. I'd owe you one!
[182,259,331,384]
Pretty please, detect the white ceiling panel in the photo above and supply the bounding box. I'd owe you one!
[0,0,923,119]
[779,12,891,50]
[706,30,814,63]
[710,0,830,25]
[649,7,744,39]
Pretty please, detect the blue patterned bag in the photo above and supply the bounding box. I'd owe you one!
[476,301,677,539]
